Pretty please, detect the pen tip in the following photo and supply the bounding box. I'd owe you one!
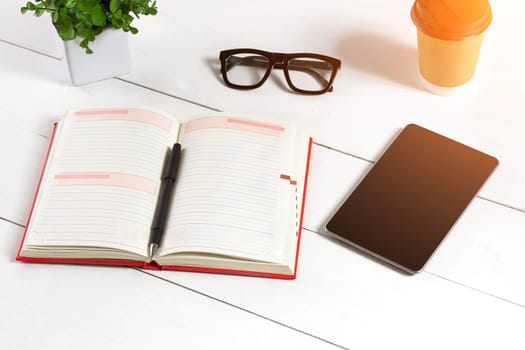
[148,243,159,261]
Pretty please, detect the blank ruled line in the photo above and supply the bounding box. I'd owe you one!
[167,222,274,236]
[54,165,159,177]
[44,202,152,210]
[40,212,148,225]
[62,138,167,152]
[175,187,277,202]
[186,138,280,149]
[186,127,281,140]
[70,127,167,133]
[38,231,114,236]
[71,122,171,134]
[186,135,280,145]
[67,135,166,145]
[185,142,280,151]
[184,133,281,144]
[47,188,156,197]
[60,152,163,164]
[65,140,165,151]
[168,210,273,224]
[175,179,277,191]
[57,158,161,169]
[184,154,280,168]
[47,192,155,206]
[41,238,144,250]
[71,121,163,128]
[38,223,117,228]
[56,163,160,175]
[173,195,274,209]
[69,126,170,137]
[184,142,280,154]
[178,171,278,188]
[47,199,153,211]
[184,142,280,155]
[37,221,121,226]
[185,159,278,171]
[180,159,278,172]
[177,175,277,188]
[47,193,155,204]
[41,210,149,222]
[173,207,272,219]
[182,161,279,173]
[172,201,273,216]
[173,197,274,211]
[56,162,159,173]
[68,129,167,139]
[66,138,167,150]
[41,207,141,217]
[62,150,165,162]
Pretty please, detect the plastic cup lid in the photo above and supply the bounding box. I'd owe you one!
[411,0,492,40]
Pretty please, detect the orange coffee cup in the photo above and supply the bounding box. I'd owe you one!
[411,0,492,95]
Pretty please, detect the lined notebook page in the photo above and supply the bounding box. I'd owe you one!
[24,108,179,257]
[159,116,304,262]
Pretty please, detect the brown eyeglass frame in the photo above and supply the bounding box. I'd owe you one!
[219,48,341,95]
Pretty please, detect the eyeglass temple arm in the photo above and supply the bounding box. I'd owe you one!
[225,56,334,91]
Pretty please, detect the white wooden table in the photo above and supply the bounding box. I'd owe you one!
[1,1,524,349]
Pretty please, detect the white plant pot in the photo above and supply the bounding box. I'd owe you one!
[63,28,133,86]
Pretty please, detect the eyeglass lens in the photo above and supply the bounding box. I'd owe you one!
[225,54,270,86]
[287,58,334,92]
[224,53,334,92]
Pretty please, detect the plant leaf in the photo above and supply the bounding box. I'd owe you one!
[59,25,76,40]
[90,4,106,26]
[80,38,94,54]
[109,0,120,13]
[65,0,76,9]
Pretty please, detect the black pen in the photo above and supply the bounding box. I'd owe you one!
[148,143,182,260]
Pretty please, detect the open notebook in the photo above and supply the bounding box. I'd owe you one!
[17,108,312,279]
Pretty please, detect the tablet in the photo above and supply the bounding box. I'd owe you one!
[325,124,498,273]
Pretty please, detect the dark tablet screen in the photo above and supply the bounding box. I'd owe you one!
[325,124,498,272]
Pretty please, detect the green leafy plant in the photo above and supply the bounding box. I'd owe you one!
[21,0,158,54]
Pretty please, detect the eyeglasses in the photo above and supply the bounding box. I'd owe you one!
[219,48,341,95]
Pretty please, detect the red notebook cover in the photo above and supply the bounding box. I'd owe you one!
[16,124,312,279]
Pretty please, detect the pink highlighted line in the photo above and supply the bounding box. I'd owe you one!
[54,173,157,195]
[227,118,285,132]
[74,108,173,132]
[55,173,110,180]
[183,116,284,137]
[74,109,129,116]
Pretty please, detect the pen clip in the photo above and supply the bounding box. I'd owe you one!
[163,143,182,180]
